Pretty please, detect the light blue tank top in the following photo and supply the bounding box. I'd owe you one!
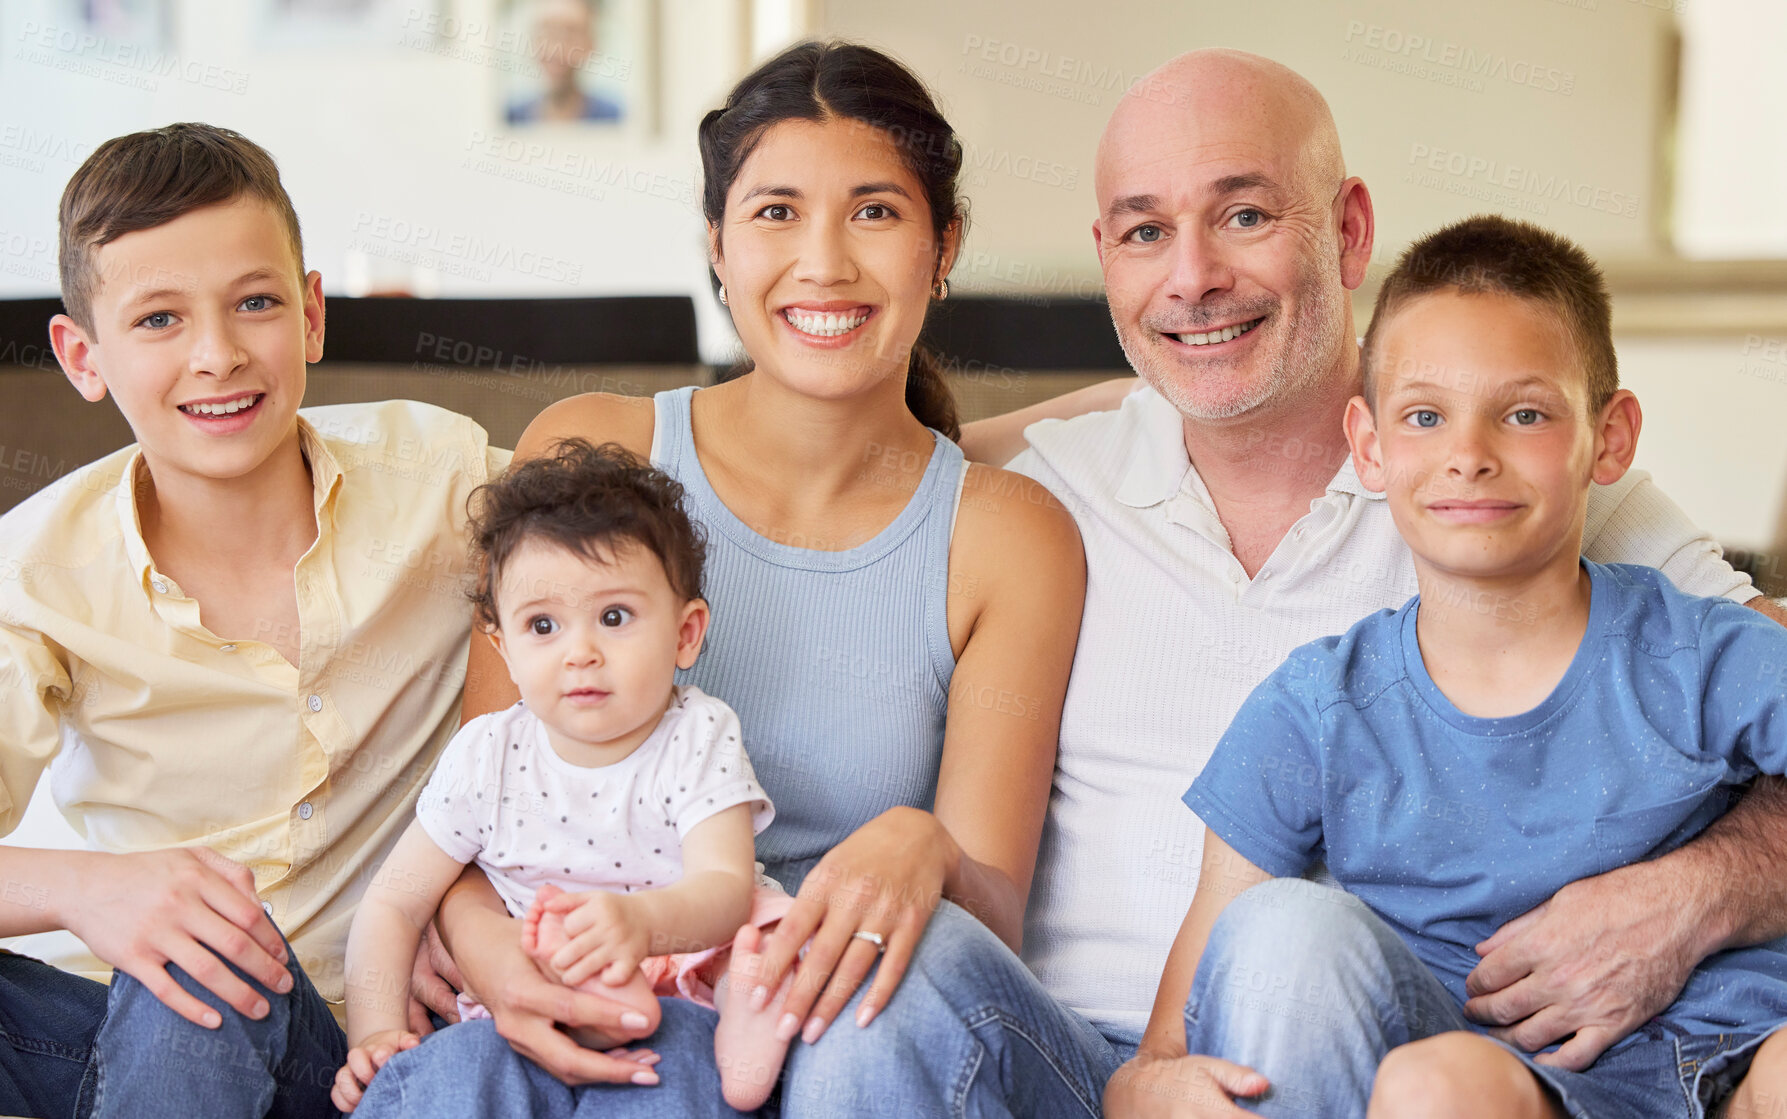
[652,386,966,893]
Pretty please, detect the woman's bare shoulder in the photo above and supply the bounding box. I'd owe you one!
[516,392,657,461]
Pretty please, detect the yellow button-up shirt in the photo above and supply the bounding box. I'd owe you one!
[0,400,510,1022]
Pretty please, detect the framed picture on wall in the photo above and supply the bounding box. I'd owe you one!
[492,0,657,136]
[57,0,171,45]
[259,0,438,48]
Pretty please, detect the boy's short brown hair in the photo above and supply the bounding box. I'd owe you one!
[1360,214,1617,414]
[469,440,708,632]
[58,122,304,333]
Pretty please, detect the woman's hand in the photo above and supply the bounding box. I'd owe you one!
[747,806,956,1045]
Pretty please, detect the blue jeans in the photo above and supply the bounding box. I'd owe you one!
[357,900,1123,1117]
[1184,879,1781,1118]
[0,941,345,1119]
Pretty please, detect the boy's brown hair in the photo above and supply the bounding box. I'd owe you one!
[469,439,708,633]
[58,122,305,333]
[1360,214,1617,414]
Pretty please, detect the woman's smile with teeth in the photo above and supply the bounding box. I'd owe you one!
[179,394,262,416]
[1173,318,1262,346]
[783,307,870,337]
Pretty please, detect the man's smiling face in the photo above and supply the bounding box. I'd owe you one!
[1093,51,1368,425]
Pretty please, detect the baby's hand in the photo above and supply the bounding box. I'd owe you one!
[523,883,651,988]
[331,1029,420,1112]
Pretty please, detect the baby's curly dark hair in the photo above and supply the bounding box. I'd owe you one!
[469,439,707,632]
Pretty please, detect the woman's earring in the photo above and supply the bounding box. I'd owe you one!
[933,278,949,301]
[718,284,728,306]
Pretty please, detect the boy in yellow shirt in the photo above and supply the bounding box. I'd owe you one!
[0,123,509,1117]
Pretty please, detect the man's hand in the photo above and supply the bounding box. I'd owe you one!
[1103,1051,1268,1117]
[406,922,462,1036]
[1463,862,1701,1070]
[61,847,292,1029]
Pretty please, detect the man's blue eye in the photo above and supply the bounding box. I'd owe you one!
[1234,209,1263,228]
[1133,225,1162,243]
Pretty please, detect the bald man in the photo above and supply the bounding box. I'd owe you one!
[954,49,1787,1115]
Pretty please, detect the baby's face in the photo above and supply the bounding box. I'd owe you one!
[489,538,705,759]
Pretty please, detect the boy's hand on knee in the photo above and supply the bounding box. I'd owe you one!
[332,1029,421,1112]
[62,848,293,1030]
[1103,1052,1267,1118]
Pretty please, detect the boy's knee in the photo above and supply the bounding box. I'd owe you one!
[1369,1034,1535,1119]
[1201,880,1381,990]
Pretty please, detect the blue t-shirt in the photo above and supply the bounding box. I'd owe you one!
[1185,561,1787,1037]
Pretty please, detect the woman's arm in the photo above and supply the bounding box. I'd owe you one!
[747,466,1086,1040]
[956,376,1138,465]
[434,862,659,1085]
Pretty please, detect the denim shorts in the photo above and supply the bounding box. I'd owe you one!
[1500,1019,1785,1118]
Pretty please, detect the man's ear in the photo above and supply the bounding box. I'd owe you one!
[1590,389,1642,486]
[1091,219,1106,267]
[1343,394,1388,492]
[48,314,108,403]
[675,597,711,670]
[1336,177,1375,292]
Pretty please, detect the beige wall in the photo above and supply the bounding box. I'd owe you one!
[815,0,1675,298]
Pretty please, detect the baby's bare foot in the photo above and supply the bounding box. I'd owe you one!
[523,884,661,1049]
[715,924,794,1110]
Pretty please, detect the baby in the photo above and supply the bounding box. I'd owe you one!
[333,438,797,1111]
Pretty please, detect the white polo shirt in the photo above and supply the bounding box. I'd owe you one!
[1007,385,1759,1042]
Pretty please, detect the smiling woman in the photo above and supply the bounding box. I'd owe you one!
[358,39,1116,1119]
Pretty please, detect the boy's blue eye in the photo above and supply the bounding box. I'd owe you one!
[600,607,634,627]
[140,312,173,330]
[1411,410,1441,428]
[240,295,272,311]
[529,616,557,636]
[1512,408,1542,425]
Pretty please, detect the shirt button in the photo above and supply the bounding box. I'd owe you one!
[151,579,168,594]
[307,694,323,712]
[219,644,237,653]
[261,900,273,916]
[1293,528,1305,540]
[298,801,314,820]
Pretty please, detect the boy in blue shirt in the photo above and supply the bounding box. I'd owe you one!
[1106,215,1787,1118]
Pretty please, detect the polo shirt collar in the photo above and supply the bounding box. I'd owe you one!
[1114,387,1385,509]
[1114,387,1193,509]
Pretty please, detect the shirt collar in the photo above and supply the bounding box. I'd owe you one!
[1114,386,1194,509]
[1114,386,1385,508]
[114,415,344,594]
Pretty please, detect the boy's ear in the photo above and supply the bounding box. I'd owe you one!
[1343,395,1388,492]
[675,597,711,670]
[1590,389,1642,486]
[301,271,326,364]
[47,314,109,403]
[484,626,513,672]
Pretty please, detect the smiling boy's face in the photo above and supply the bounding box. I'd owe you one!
[51,195,322,489]
[1346,289,1636,584]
